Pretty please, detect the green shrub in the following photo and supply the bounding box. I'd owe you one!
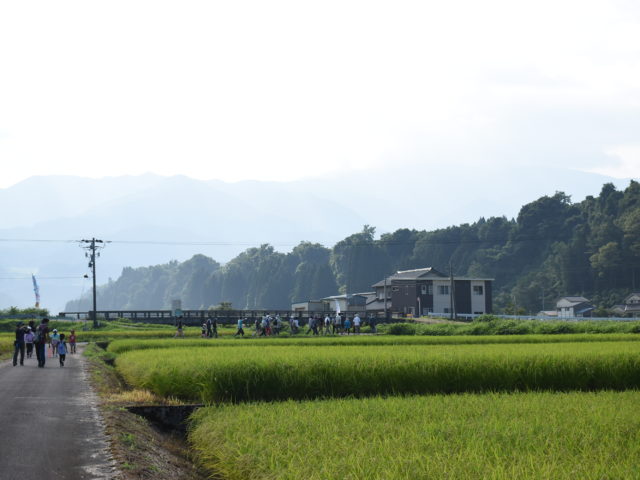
[383,323,417,335]
[473,314,499,322]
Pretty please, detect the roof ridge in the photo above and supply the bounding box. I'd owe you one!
[396,267,432,274]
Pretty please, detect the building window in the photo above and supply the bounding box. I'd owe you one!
[438,285,449,295]
[428,285,433,295]
[421,285,427,295]
[405,286,409,295]
[444,307,450,313]
[473,285,484,295]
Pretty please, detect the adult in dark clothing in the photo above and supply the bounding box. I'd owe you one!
[13,322,27,366]
[206,317,213,338]
[212,317,218,338]
[174,317,184,338]
[35,318,50,368]
[368,315,377,334]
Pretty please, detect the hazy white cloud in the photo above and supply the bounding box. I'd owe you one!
[0,0,639,187]
[592,145,640,178]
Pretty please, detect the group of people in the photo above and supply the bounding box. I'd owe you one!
[174,313,379,338]
[13,318,77,368]
[232,313,378,337]
[250,314,285,337]
[302,313,377,335]
[200,317,219,338]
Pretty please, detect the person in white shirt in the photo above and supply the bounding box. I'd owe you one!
[353,314,361,334]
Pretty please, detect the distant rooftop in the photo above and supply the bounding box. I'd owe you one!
[372,267,493,287]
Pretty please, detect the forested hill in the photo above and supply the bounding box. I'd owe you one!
[65,181,640,314]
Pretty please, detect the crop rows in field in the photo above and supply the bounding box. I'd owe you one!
[380,319,640,336]
[189,390,640,480]
[115,341,640,402]
[107,332,640,354]
[0,335,14,361]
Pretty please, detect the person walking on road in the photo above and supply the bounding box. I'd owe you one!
[13,322,27,366]
[35,318,50,368]
[24,326,35,359]
[69,329,77,354]
[50,329,60,357]
[57,333,68,367]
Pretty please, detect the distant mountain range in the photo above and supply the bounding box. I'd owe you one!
[0,166,634,313]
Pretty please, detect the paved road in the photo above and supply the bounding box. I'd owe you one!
[0,346,117,479]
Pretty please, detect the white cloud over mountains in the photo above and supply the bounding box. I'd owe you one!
[0,0,639,188]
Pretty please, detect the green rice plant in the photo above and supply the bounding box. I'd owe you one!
[379,319,640,336]
[75,329,203,342]
[116,341,640,403]
[0,334,14,361]
[189,391,640,480]
[107,332,640,355]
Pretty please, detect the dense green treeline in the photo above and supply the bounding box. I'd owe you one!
[65,181,640,313]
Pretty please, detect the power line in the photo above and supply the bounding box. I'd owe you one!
[0,238,77,243]
[0,276,84,280]
[0,236,620,248]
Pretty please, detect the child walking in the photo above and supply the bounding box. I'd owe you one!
[58,333,68,367]
[24,326,35,359]
[69,329,77,354]
[50,329,60,357]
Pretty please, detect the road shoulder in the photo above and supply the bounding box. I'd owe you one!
[84,344,208,480]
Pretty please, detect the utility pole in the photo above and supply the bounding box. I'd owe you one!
[80,238,106,327]
[383,275,388,320]
[449,262,457,320]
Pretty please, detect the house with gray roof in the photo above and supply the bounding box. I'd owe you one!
[556,296,594,318]
[371,267,493,316]
[291,293,371,314]
[611,292,640,317]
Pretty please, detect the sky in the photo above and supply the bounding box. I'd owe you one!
[0,0,639,189]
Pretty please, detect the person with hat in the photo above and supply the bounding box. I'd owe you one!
[13,322,27,366]
[50,329,60,357]
[24,326,35,358]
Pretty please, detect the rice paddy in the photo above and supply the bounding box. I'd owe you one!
[107,332,640,354]
[97,325,640,478]
[115,341,640,402]
[0,334,14,361]
[189,391,640,480]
